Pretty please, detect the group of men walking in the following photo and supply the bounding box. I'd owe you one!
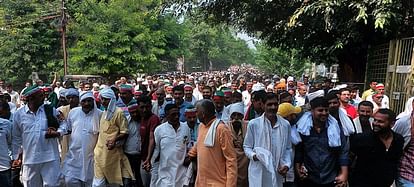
[0,73,413,187]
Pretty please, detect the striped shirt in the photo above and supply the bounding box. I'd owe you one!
[399,134,414,183]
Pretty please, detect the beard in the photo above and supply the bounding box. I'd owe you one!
[232,119,242,128]
[373,126,391,135]
[359,115,370,122]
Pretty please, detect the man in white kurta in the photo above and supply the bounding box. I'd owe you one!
[151,104,190,187]
[12,86,68,187]
[243,93,292,187]
[62,91,102,186]
[0,117,12,187]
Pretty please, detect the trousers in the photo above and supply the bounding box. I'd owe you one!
[22,160,62,187]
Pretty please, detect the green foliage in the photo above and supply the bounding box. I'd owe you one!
[67,0,168,75]
[163,0,413,65]
[67,0,253,74]
[0,0,256,86]
[183,16,255,71]
[0,0,62,83]
[254,43,311,77]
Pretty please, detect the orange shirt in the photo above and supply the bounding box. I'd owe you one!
[188,118,237,187]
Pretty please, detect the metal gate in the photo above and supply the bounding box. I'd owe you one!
[365,43,389,86]
[366,37,414,114]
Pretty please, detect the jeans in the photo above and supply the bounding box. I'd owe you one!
[0,169,11,187]
[396,177,414,187]
[297,179,335,187]
[284,181,297,187]
[11,168,23,187]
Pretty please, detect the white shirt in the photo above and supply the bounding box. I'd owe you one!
[152,100,166,119]
[152,122,191,187]
[242,90,251,106]
[366,94,390,109]
[62,107,102,182]
[295,94,307,107]
[12,104,67,164]
[8,102,16,113]
[124,120,141,155]
[0,118,11,171]
[5,90,20,106]
[193,89,203,101]
[220,105,231,123]
[54,87,63,97]
[244,114,292,187]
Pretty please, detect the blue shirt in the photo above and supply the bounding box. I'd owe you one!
[116,98,136,120]
[159,100,192,122]
[295,125,349,184]
[0,118,11,171]
[179,101,192,122]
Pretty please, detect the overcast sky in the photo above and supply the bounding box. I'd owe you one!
[236,32,259,50]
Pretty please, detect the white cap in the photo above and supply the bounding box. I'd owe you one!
[229,102,244,116]
[308,90,325,102]
[252,83,265,92]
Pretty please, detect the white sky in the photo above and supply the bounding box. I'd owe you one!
[236,32,259,50]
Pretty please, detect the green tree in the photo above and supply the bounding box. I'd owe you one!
[67,0,172,76]
[0,0,63,84]
[162,0,414,81]
[156,15,191,72]
[254,43,311,77]
[182,15,255,71]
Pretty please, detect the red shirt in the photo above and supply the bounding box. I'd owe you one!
[139,114,160,160]
[343,104,358,119]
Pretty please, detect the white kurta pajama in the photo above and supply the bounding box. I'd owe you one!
[63,106,102,186]
[151,122,190,187]
[12,104,68,187]
[243,114,292,187]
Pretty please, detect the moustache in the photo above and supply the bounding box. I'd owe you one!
[232,119,242,127]
[82,104,93,109]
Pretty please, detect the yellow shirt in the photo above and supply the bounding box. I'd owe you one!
[188,118,237,187]
[362,89,374,101]
[57,105,72,163]
[94,107,133,184]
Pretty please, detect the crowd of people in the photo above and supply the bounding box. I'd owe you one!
[0,71,413,187]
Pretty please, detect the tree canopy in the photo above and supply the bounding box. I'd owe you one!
[163,0,412,62]
[67,0,170,75]
[163,0,414,81]
[0,0,62,83]
[0,0,256,84]
[182,16,255,72]
[254,43,311,77]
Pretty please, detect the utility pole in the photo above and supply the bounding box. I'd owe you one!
[61,0,68,76]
